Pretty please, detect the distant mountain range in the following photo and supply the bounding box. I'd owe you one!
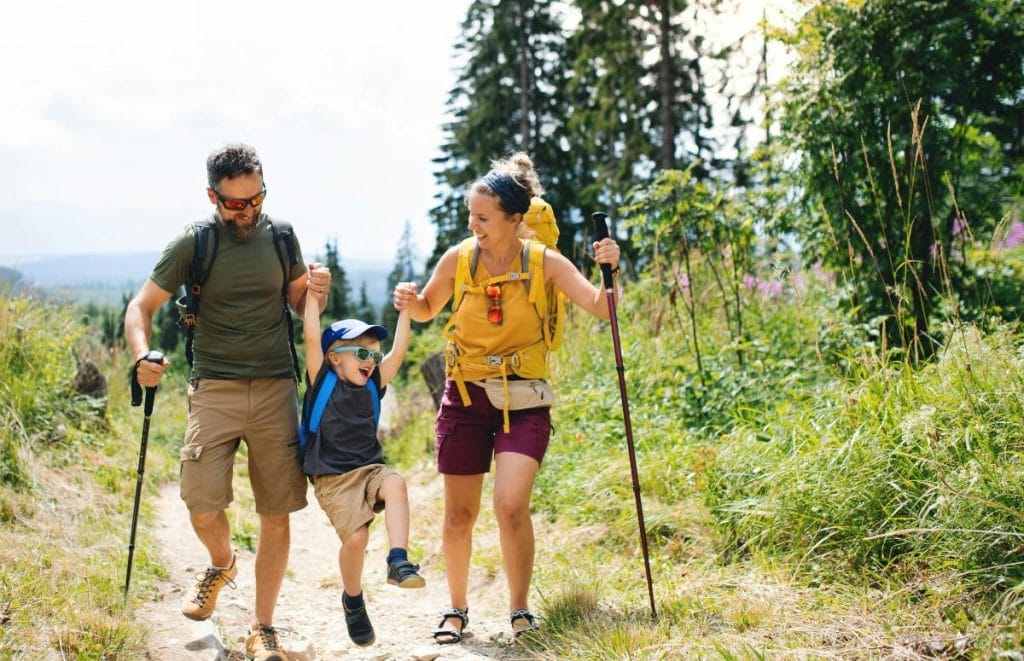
[0,252,393,308]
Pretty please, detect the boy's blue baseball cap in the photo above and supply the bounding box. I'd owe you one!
[320,318,388,353]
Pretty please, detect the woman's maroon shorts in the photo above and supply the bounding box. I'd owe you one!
[435,380,552,475]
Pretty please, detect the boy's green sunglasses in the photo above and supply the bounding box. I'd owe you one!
[330,346,383,364]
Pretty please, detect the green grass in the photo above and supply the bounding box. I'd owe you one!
[524,276,1024,656]
[0,292,181,658]
[705,326,1024,581]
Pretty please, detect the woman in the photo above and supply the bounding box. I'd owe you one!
[393,153,620,642]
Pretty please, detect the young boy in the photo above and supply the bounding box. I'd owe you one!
[301,281,424,647]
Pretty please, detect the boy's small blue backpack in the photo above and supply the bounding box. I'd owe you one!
[299,370,381,452]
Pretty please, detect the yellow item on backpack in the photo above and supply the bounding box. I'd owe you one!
[444,197,566,431]
[523,197,559,252]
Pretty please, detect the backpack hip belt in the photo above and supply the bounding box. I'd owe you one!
[444,338,546,433]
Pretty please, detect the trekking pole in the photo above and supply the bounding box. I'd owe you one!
[592,212,657,620]
[124,351,164,599]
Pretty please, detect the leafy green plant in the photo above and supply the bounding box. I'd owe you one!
[705,326,1024,589]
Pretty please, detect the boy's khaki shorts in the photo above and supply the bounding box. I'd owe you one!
[312,464,397,542]
[179,378,307,515]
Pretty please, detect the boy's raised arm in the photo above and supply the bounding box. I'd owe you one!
[379,309,411,388]
[380,283,416,387]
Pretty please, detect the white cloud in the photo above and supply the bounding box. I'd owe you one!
[0,0,469,264]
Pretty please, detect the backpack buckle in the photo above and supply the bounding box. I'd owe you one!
[507,272,522,281]
[183,313,196,328]
[190,284,201,295]
[485,355,519,367]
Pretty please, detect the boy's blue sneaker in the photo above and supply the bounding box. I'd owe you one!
[386,560,425,588]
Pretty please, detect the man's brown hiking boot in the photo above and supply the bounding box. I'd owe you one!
[245,623,289,660]
[181,554,237,621]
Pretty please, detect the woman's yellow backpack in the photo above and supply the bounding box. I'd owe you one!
[444,197,566,430]
[449,197,565,351]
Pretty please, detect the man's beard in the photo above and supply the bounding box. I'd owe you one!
[223,214,259,240]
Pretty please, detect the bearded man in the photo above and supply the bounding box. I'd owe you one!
[125,143,330,660]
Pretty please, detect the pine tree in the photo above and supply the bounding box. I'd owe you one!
[566,0,730,239]
[380,221,420,342]
[353,281,377,326]
[566,0,655,238]
[429,0,572,268]
[322,239,351,322]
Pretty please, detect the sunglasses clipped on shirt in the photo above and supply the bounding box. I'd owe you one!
[330,346,383,365]
[486,283,502,325]
[212,185,267,211]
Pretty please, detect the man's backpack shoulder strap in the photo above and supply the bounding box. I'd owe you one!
[266,219,302,381]
[187,219,220,290]
[268,219,299,269]
[179,219,220,367]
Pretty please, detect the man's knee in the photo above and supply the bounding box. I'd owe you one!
[191,509,226,529]
[259,512,290,535]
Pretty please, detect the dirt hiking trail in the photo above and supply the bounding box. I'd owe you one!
[137,389,531,660]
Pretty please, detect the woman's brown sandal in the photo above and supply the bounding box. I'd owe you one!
[510,609,539,637]
[433,607,468,644]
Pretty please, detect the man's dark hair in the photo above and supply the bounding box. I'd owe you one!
[206,143,263,189]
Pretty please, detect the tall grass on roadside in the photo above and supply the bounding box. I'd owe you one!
[0,292,169,658]
[0,294,88,487]
[705,325,1024,590]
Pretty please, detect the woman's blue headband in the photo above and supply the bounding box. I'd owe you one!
[481,171,530,215]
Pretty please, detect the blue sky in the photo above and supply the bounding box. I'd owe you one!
[0,1,470,265]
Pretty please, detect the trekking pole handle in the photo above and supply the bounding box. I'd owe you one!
[591,212,615,290]
[130,351,164,415]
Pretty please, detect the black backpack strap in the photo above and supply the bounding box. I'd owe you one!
[268,220,302,381]
[179,220,219,368]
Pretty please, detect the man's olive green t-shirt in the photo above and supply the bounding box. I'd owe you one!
[151,214,306,380]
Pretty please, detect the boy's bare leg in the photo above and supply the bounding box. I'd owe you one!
[378,474,410,548]
[341,525,369,596]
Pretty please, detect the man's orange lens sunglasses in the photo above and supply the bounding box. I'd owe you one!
[213,186,267,211]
